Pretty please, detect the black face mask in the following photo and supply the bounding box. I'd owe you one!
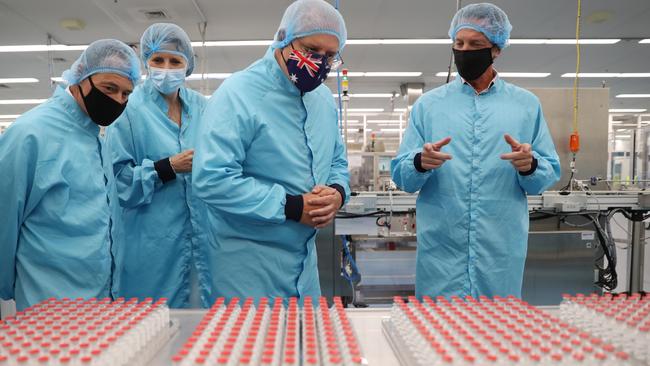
[77,76,127,127]
[453,47,494,81]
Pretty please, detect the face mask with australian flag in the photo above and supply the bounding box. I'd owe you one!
[283,43,331,94]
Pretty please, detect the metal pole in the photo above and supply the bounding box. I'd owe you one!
[627,213,645,293]
[362,115,367,148]
[399,114,404,144]
[343,96,349,146]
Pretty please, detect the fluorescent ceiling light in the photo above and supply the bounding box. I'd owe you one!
[436,72,550,78]
[193,38,620,47]
[563,73,650,78]
[509,39,620,45]
[347,39,451,45]
[0,38,623,54]
[499,72,550,78]
[186,73,232,80]
[609,109,647,113]
[52,73,232,83]
[367,120,401,123]
[0,99,47,105]
[563,73,618,78]
[332,93,396,98]
[393,108,407,112]
[364,72,421,77]
[380,128,402,132]
[0,114,21,119]
[347,108,384,112]
[0,45,87,52]
[0,78,39,83]
[617,73,650,78]
[617,94,650,98]
[329,72,363,77]
[616,135,632,138]
[194,39,452,47]
[190,40,272,47]
[639,39,650,44]
[329,72,421,78]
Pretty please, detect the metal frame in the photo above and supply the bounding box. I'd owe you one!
[342,190,650,293]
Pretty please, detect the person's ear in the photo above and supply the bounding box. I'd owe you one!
[77,78,91,96]
[491,46,501,60]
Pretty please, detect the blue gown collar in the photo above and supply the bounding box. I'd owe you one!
[263,47,301,96]
[53,86,100,136]
[454,73,504,96]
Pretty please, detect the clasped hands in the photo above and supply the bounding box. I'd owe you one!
[299,185,342,229]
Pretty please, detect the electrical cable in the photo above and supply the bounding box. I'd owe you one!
[561,0,583,193]
[445,0,462,84]
[583,213,618,291]
[572,0,581,136]
[336,210,385,219]
[340,235,366,308]
[333,0,344,134]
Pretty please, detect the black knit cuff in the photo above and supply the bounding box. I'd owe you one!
[154,158,176,183]
[519,157,538,176]
[285,194,303,222]
[328,184,346,208]
[414,152,427,173]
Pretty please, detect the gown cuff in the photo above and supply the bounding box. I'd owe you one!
[414,152,428,173]
[285,194,303,222]
[154,157,177,183]
[518,157,538,176]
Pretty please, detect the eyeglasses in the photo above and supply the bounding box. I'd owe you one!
[329,54,344,71]
[291,42,344,70]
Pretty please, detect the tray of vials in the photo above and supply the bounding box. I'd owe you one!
[383,295,643,366]
[559,293,649,365]
[172,296,367,366]
[0,297,173,366]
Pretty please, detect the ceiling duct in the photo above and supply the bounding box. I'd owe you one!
[140,9,171,21]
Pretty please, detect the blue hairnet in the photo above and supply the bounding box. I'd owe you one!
[448,3,512,49]
[140,23,195,76]
[272,0,347,50]
[62,39,141,85]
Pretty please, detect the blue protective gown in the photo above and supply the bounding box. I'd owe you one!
[0,86,117,310]
[391,77,561,299]
[192,47,350,302]
[106,79,210,308]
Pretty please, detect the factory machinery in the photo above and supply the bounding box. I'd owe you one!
[1,293,648,365]
[328,190,650,305]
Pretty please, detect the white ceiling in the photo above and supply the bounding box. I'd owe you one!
[0,0,649,117]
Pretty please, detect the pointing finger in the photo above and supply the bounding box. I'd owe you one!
[432,137,452,151]
[504,134,520,150]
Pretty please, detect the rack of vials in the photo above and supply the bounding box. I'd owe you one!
[383,294,647,366]
[559,293,649,365]
[172,296,367,366]
[0,297,171,366]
